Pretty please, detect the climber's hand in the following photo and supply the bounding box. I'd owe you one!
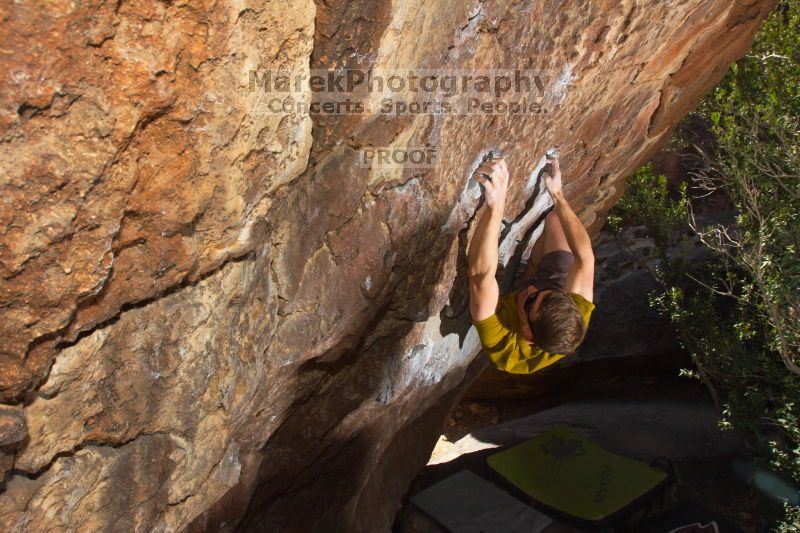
[474,158,509,209]
[543,157,563,197]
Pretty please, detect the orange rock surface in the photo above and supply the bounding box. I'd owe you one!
[0,0,774,530]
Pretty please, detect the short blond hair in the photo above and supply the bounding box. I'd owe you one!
[530,291,586,355]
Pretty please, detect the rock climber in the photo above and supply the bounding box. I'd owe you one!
[467,154,595,374]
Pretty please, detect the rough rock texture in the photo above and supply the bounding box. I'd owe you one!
[0,0,774,531]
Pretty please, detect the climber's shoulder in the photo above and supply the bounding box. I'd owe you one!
[565,254,594,302]
[470,291,518,347]
[568,292,595,326]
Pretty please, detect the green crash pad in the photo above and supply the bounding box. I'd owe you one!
[487,425,669,524]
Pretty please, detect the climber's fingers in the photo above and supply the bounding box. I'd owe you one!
[474,164,495,181]
[474,159,509,185]
[550,156,560,176]
[474,173,491,187]
[496,158,509,181]
[543,171,562,196]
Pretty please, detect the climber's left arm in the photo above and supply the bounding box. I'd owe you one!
[544,158,595,302]
[468,158,509,321]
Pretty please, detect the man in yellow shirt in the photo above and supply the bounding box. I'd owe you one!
[467,154,595,374]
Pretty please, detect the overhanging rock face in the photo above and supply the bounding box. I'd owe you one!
[0,0,773,531]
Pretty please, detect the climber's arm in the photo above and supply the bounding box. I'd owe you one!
[468,158,509,321]
[556,191,595,302]
[544,158,595,302]
[468,204,503,321]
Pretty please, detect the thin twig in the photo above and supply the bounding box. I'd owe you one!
[685,273,739,300]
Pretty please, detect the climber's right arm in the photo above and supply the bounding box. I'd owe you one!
[468,205,503,322]
[468,158,509,321]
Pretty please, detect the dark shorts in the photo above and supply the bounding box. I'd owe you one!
[511,250,574,292]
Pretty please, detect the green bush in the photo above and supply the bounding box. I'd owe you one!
[610,1,800,529]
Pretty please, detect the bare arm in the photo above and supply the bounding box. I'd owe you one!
[544,158,595,301]
[468,158,509,321]
[552,191,594,263]
[467,203,504,279]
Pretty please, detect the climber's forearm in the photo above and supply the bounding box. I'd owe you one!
[467,203,504,278]
[552,191,594,263]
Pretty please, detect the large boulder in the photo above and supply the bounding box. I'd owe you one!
[0,0,774,531]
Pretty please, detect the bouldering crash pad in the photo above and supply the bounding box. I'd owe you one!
[487,425,670,526]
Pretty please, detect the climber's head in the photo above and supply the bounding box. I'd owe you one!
[524,289,585,355]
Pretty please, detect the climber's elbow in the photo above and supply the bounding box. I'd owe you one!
[575,247,594,265]
[467,262,495,280]
[570,235,594,265]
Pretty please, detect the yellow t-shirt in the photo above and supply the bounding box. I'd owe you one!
[471,292,595,374]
